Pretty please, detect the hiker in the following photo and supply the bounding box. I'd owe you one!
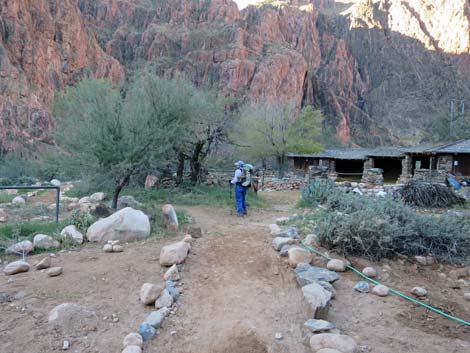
[230,160,252,216]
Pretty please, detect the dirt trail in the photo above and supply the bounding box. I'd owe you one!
[152,196,309,353]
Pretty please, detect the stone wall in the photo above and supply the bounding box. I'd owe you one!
[413,169,447,184]
[361,168,384,186]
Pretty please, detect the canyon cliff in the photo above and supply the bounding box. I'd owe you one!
[1,0,470,154]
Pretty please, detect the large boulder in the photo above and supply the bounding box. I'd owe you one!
[302,283,332,319]
[310,334,358,353]
[6,240,34,255]
[160,241,190,266]
[33,234,60,249]
[60,225,84,244]
[86,207,150,243]
[48,303,97,330]
[4,260,30,275]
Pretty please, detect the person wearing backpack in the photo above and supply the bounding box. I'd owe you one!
[230,161,251,216]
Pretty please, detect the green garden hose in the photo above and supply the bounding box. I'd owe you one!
[300,239,470,326]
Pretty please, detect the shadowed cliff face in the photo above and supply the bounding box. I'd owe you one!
[1,0,470,153]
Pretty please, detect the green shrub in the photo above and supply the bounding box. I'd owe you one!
[0,221,65,243]
[299,179,337,207]
[0,192,13,204]
[0,177,13,186]
[294,188,470,264]
[70,209,96,232]
[18,176,38,185]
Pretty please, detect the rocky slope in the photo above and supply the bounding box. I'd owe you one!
[2,0,470,153]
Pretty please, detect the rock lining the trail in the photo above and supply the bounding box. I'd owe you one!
[140,283,165,305]
[60,225,84,245]
[3,260,30,275]
[159,240,190,266]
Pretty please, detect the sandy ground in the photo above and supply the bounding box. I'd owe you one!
[1,190,470,353]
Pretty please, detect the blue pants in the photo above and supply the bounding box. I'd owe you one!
[235,185,247,214]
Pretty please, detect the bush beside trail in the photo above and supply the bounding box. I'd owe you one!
[296,180,470,264]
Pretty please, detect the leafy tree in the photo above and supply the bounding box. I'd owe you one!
[233,100,323,177]
[53,76,189,208]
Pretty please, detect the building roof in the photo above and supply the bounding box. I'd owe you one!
[288,139,470,160]
[428,139,470,154]
[288,147,406,160]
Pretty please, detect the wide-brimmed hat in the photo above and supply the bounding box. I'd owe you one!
[234,160,244,167]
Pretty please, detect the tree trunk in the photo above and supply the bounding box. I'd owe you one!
[190,142,204,184]
[112,174,130,209]
[176,152,185,186]
[277,155,285,178]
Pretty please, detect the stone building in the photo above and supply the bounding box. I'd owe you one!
[288,139,470,185]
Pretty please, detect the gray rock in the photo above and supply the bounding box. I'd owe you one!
[164,264,180,281]
[463,293,470,301]
[304,319,335,333]
[3,260,30,275]
[288,247,312,268]
[272,237,296,251]
[6,240,34,255]
[310,333,358,353]
[166,286,180,300]
[123,333,143,348]
[280,245,301,257]
[60,225,84,245]
[295,265,340,286]
[317,281,337,298]
[35,257,51,270]
[362,267,377,278]
[103,244,113,253]
[277,226,299,239]
[47,267,63,277]
[122,346,142,353]
[354,281,370,293]
[160,241,190,266]
[12,196,26,206]
[48,303,97,330]
[0,292,11,303]
[304,234,320,247]
[155,289,174,309]
[90,192,106,202]
[14,291,28,300]
[372,284,389,297]
[138,323,156,341]
[113,244,124,252]
[140,283,165,305]
[326,259,346,272]
[269,224,281,236]
[143,307,170,328]
[87,207,150,243]
[118,195,143,209]
[302,282,332,319]
[33,234,60,249]
[411,287,427,297]
[275,332,283,340]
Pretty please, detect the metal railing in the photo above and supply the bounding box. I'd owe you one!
[0,186,60,223]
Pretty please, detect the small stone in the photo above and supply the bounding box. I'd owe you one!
[62,340,70,350]
[123,333,143,348]
[272,237,296,251]
[47,267,63,277]
[275,217,290,224]
[411,287,427,297]
[362,267,377,278]
[112,245,124,253]
[278,226,299,239]
[140,283,165,305]
[170,330,177,336]
[354,281,370,293]
[143,308,170,328]
[138,323,156,341]
[304,319,335,333]
[122,346,142,353]
[155,289,174,309]
[415,256,427,265]
[3,261,30,275]
[327,259,346,272]
[275,332,283,340]
[304,234,319,247]
[269,224,281,235]
[463,293,470,301]
[310,333,358,353]
[35,257,51,270]
[287,247,312,268]
[372,284,389,297]
[164,264,180,281]
[103,244,113,253]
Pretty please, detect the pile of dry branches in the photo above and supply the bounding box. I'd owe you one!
[399,180,465,208]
